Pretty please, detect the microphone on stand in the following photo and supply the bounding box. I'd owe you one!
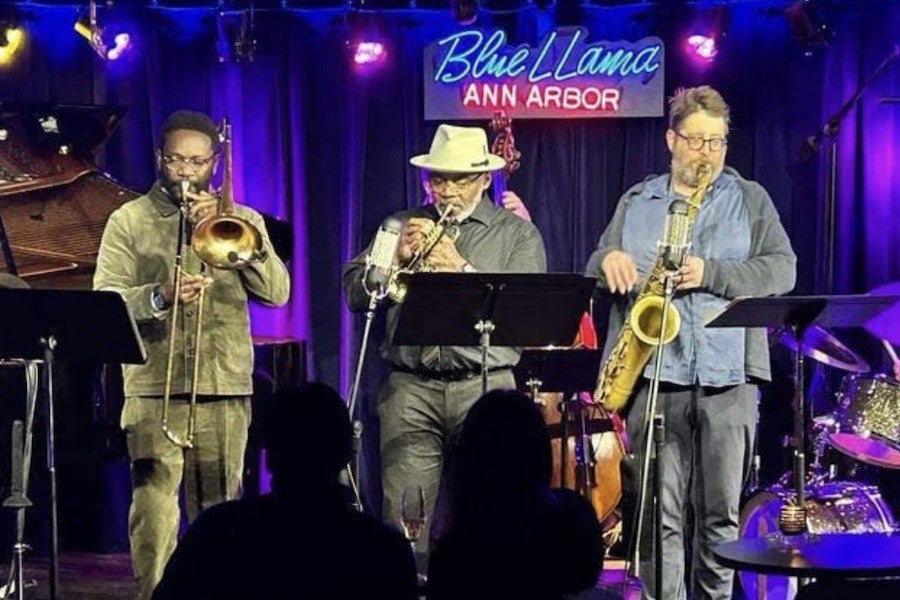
[363,217,402,299]
[659,199,691,271]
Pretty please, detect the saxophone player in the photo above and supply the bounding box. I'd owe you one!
[584,86,796,600]
[342,124,546,556]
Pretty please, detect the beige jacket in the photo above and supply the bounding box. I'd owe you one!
[93,183,290,396]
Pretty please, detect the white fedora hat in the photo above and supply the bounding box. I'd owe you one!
[410,124,506,173]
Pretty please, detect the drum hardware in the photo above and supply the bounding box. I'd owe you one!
[773,324,870,374]
[738,480,898,600]
[827,374,900,469]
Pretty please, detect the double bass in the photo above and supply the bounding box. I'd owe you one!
[488,112,625,549]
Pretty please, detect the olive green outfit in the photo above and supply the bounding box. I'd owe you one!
[94,182,290,599]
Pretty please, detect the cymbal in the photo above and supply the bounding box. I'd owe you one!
[864,281,900,346]
[776,325,870,373]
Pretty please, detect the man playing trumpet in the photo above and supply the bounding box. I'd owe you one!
[342,124,546,556]
[94,110,290,599]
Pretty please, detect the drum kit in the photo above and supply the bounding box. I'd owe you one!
[737,316,900,600]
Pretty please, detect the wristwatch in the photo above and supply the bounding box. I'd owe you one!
[151,286,171,311]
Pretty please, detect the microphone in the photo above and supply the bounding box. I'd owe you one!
[364,217,402,295]
[659,199,690,271]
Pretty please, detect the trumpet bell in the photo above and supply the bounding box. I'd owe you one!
[192,214,264,269]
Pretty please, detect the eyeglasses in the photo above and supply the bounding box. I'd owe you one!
[160,153,217,169]
[427,173,484,191]
[674,130,728,152]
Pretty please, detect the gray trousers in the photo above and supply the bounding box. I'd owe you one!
[623,382,757,600]
[378,369,516,554]
[121,396,251,600]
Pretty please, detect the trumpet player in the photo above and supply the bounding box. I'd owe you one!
[94,110,290,600]
[584,86,796,600]
[342,124,546,556]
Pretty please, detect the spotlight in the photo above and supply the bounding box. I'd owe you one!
[785,0,832,56]
[353,41,386,66]
[686,34,718,62]
[684,5,728,64]
[452,0,479,26]
[345,7,387,73]
[74,1,131,61]
[0,23,24,66]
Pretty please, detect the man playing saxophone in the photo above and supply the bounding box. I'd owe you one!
[342,124,546,556]
[585,86,796,600]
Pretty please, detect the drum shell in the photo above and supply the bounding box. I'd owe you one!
[737,481,896,600]
[830,375,900,469]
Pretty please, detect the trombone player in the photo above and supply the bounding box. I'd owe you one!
[94,110,290,600]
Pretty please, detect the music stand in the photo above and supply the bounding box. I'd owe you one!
[0,289,146,600]
[515,348,603,488]
[705,294,896,536]
[394,272,595,395]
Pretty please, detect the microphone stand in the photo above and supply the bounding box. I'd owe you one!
[628,272,675,599]
[795,45,899,293]
[2,361,39,600]
[345,269,389,513]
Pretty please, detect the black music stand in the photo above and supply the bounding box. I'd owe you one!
[515,348,604,489]
[394,272,595,395]
[0,289,146,600]
[705,294,896,537]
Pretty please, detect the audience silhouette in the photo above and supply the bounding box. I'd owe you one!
[426,389,604,600]
[152,381,417,599]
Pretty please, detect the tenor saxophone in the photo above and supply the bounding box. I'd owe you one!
[593,165,712,411]
[386,204,460,303]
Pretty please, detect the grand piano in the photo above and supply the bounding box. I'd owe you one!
[0,104,139,288]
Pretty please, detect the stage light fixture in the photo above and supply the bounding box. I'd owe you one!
[215,7,257,63]
[0,23,24,67]
[686,34,717,62]
[784,0,832,56]
[345,6,388,73]
[74,0,131,61]
[452,0,479,26]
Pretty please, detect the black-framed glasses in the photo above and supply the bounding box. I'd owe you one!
[674,130,728,152]
[427,173,484,190]
[160,153,217,169]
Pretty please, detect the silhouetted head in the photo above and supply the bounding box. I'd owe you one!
[264,382,352,495]
[450,389,551,518]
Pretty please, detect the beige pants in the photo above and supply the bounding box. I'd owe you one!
[121,396,251,600]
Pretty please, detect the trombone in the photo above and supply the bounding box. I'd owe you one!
[160,118,265,449]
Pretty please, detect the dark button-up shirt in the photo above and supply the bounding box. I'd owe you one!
[343,195,547,372]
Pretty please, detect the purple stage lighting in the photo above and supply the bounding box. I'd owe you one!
[353,40,386,66]
[686,34,718,61]
[107,33,131,61]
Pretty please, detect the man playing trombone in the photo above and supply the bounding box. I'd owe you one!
[94,110,290,600]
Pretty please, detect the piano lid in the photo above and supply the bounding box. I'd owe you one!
[0,103,127,197]
[0,103,137,288]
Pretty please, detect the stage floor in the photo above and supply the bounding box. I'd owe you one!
[7,553,635,600]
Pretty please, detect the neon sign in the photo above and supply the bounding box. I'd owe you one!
[424,27,665,120]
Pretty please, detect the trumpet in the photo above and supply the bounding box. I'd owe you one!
[160,118,265,449]
[385,203,460,303]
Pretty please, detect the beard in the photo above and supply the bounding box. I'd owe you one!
[672,157,716,189]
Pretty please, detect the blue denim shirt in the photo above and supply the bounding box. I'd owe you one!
[585,167,797,386]
[622,171,749,386]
